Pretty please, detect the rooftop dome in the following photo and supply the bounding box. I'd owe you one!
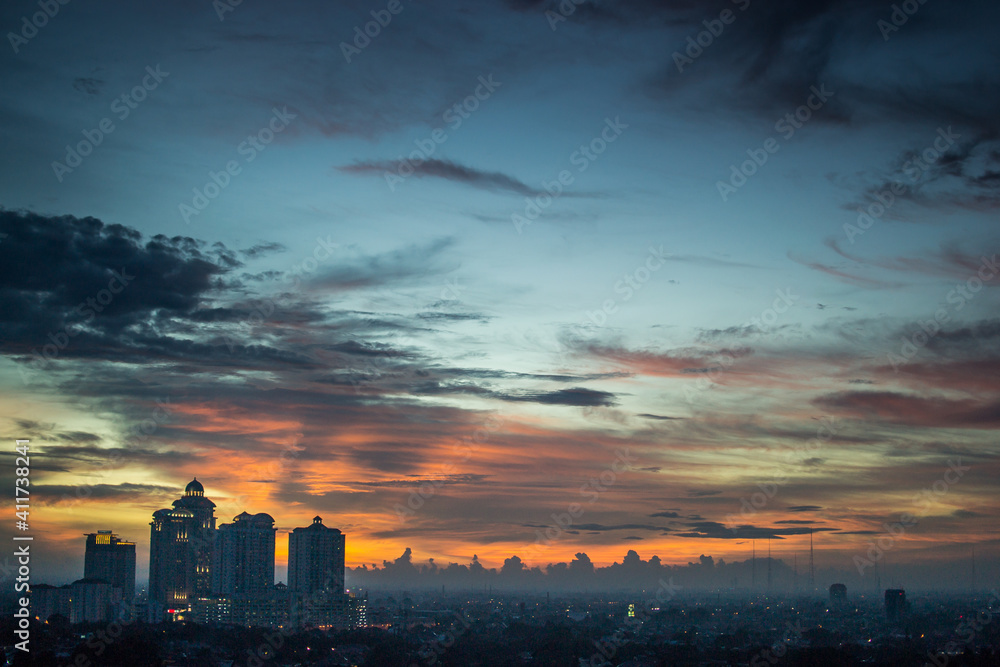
[185,477,205,496]
[301,516,340,532]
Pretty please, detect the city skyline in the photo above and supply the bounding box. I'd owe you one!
[1,0,998,593]
[39,479,995,595]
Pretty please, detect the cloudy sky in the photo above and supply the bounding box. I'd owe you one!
[1,0,998,588]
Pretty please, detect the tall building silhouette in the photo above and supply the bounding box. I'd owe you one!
[212,511,276,599]
[84,530,136,601]
[288,516,345,595]
[149,478,217,607]
[885,588,907,622]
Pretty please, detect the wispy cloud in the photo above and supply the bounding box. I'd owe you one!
[340,159,547,197]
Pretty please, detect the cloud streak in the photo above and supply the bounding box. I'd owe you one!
[340,158,548,197]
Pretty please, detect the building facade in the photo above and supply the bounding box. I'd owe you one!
[190,592,290,629]
[84,530,136,601]
[31,579,125,624]
[885,588,907,622]
[149,478,217,607]
[288,516,345,595]
[211,511,276,599]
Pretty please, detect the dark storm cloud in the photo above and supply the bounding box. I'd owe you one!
[788,505,823,512]
[0,210,235,353]
[0,212,474,384]
[637,413,683,420]
[340,159,548,197]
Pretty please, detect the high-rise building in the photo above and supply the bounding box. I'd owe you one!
[288,516,348,628]
[347,589,368,628]
[149,478,217,607]
[84,530,136,601]
[885,588,907,622]
[31,579,124,624]
[212,512,276,599]
[288,516,345,595]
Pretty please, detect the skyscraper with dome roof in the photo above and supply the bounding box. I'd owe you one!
[149,478,217,607]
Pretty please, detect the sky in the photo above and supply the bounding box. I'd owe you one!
[0,0,998,590]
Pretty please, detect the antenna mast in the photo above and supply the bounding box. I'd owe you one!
[809,529,815,591]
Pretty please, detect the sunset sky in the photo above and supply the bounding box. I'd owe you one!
[1,0,998,588]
